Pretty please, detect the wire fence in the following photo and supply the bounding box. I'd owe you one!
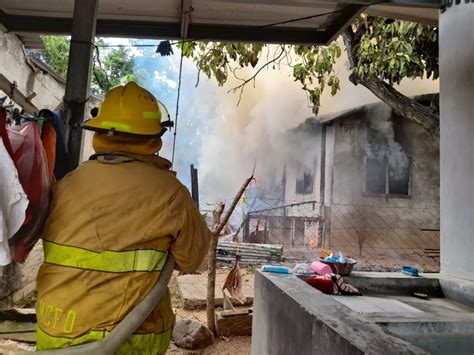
[201,197,440,271]
[174,197,440,332]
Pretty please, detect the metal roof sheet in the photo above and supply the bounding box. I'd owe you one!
[0,1,440,49]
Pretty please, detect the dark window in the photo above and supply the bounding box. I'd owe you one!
[366,157,387,194]
[389,165,410,195]
[296,171,314,194]
[365,157,411,196]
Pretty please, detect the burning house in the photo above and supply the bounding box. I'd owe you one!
[243,94,440,271]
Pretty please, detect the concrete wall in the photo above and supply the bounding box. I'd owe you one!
[330,108,439,209]
[251,271,423,354]
[439,2,474,280]
[276,104,440,268]
[251,272,364,355]
[0,30,64,110]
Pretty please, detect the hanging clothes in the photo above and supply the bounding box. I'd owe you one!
[39,110,73,180]
[0,137,29,265]
[6,122,51,263]
[41,121,57,184]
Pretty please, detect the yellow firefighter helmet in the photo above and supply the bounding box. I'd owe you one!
[83,82,171,137]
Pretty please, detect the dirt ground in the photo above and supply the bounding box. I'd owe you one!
[168,271,252,354]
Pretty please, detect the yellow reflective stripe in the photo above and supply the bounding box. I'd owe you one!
[100,120,132,131]
[36,326,172,354]
[43,241,167,273]
[143,111,161,120]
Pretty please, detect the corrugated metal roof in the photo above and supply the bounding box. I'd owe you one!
[0,1,440,48]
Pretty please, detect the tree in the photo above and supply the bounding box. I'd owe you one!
[39,36,138,95]
[180,15,439,137]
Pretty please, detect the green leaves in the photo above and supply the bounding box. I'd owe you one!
[352,16,438,85]
[40,36,138,95]
[41,36,70,78]
[179,15,437,113]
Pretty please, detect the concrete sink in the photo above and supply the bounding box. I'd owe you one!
[251,271,474,354]
[379,321,474,355]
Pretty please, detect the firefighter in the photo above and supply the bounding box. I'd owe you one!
[36,82,211,354]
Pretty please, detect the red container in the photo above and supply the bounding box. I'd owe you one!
[318,257,357,276]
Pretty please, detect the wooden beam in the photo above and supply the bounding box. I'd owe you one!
[0,74,38,114]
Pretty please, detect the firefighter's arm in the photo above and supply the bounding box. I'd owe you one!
[170,187,212,273]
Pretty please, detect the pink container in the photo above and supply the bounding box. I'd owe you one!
[310,261,333,275]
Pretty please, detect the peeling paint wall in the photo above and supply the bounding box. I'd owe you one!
[0,30,64,110]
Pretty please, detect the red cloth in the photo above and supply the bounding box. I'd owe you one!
[5,123,51,263]
[305,274,362,296]
[305,277,335,294]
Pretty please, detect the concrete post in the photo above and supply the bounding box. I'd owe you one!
[439,2,474,280]
[64,0,98,168]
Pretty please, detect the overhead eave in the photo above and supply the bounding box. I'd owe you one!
[0,1,441,49]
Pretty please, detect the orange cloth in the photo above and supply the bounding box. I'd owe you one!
[41,122,57,184]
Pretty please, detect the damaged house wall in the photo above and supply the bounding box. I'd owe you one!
[258,96,440,270]
[0,30,64,111]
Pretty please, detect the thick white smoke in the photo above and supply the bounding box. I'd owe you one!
[132,40,438,203]
[195,43,438,202]
[367,104,410,179]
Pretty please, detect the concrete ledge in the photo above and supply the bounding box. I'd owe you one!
[439,275,474,308]
[251,271,425,355]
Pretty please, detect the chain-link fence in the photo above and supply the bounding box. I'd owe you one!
[174,197,440,334]
[200,197,439,271]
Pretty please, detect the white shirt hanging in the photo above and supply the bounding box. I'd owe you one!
[0,137,29,265]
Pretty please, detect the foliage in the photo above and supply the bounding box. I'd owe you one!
[352,16,438,85]
[38,36,138,95]
[41,36,70,78]
[179,16,438,113]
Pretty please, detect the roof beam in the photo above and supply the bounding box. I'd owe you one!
[0,11,330,44]
[381,0,441,8]
[0,73,38,114]
[324,4,365,43]
[181,0,192,39]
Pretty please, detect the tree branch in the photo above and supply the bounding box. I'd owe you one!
[228,46,286,105]
[355,74,439,137]
[342,27,439,138]
[342,28,357,69]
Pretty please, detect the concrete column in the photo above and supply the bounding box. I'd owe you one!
[439,1,474,280]
[64,0,98,168]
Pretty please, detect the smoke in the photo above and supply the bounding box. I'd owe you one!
[129,39,437,203]
[366,104,409,180]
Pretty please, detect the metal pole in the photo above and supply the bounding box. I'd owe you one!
[64,0,98,169]
[190,164,200,209]
[318,124,327,246]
